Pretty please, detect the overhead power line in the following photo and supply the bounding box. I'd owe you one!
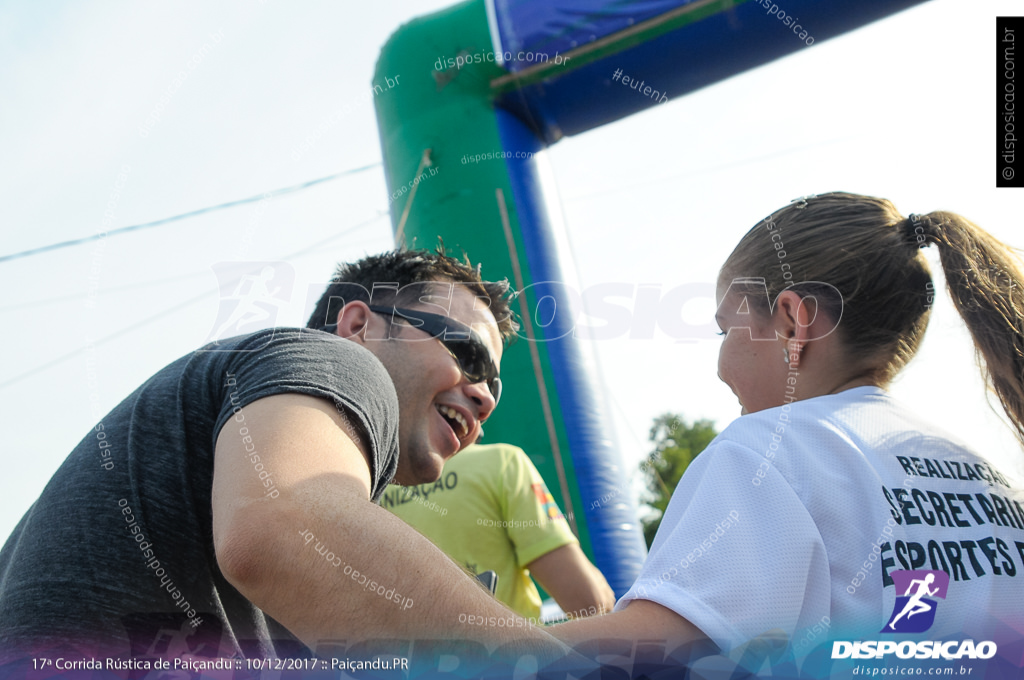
[0,211,390,390]
[0,163,382,264]
[0,215,386,313]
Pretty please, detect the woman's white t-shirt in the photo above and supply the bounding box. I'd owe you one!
[616,386,1024,652]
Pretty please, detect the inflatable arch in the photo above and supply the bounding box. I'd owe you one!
[373,0,927,595]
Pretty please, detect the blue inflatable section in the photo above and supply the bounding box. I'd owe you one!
[491,0,705,72]
[495,107,648,595]
[490,0,928,143]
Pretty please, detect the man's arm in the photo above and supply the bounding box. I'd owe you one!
[525,544,615,618]
[211,393,568,657]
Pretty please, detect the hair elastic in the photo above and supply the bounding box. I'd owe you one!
[903,213,933,247]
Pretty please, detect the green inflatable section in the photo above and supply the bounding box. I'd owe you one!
[373,0,595,559]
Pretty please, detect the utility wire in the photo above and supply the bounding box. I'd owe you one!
[0,211,389,390]
[0,216,385,313]
[0,163,381,264]
[0,270,210,312]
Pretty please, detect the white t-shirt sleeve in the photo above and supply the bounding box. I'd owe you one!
[616,438,831,651]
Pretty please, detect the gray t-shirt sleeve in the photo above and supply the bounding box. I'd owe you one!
[210,329,400,501]
[0,328,400,659]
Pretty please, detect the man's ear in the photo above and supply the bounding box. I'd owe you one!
[335,301,375,343]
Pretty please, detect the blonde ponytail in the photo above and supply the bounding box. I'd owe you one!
[924,212,1024,446]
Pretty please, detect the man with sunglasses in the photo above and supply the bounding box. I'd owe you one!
[319,302,503,487]
[0,248,575,666]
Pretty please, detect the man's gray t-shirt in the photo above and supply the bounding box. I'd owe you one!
[0,328,399,660]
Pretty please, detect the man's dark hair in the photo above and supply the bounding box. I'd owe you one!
[307,247,519,343]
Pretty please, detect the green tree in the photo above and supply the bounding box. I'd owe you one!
[640,413,718,548]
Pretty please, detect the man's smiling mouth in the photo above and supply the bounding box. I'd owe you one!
[436,404,468,438]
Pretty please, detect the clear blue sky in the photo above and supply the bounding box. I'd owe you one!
[1,0,1021,544]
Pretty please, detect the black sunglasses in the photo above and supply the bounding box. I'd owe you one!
[322,305,502,404]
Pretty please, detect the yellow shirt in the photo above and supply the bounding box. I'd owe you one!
[380,443,577,619]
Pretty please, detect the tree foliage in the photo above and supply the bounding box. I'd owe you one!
[640,413,718,548]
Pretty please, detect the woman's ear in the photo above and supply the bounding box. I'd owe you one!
[774,291,817,367]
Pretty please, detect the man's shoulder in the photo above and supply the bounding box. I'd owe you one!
[205,328,393,390]
[199,327,355,355]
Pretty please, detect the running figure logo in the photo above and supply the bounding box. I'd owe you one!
[203,261,294,351]
[882,569,949,634]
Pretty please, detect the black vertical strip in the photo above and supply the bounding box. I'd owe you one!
[997,17,1024,187]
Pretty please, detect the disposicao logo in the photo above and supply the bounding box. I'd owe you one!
[882,569,948,633]
[831,570,997,660]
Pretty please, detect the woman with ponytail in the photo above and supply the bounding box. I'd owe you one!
[552,192,1024,664]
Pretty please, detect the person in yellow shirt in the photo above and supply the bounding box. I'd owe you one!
[381,443,614,621]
